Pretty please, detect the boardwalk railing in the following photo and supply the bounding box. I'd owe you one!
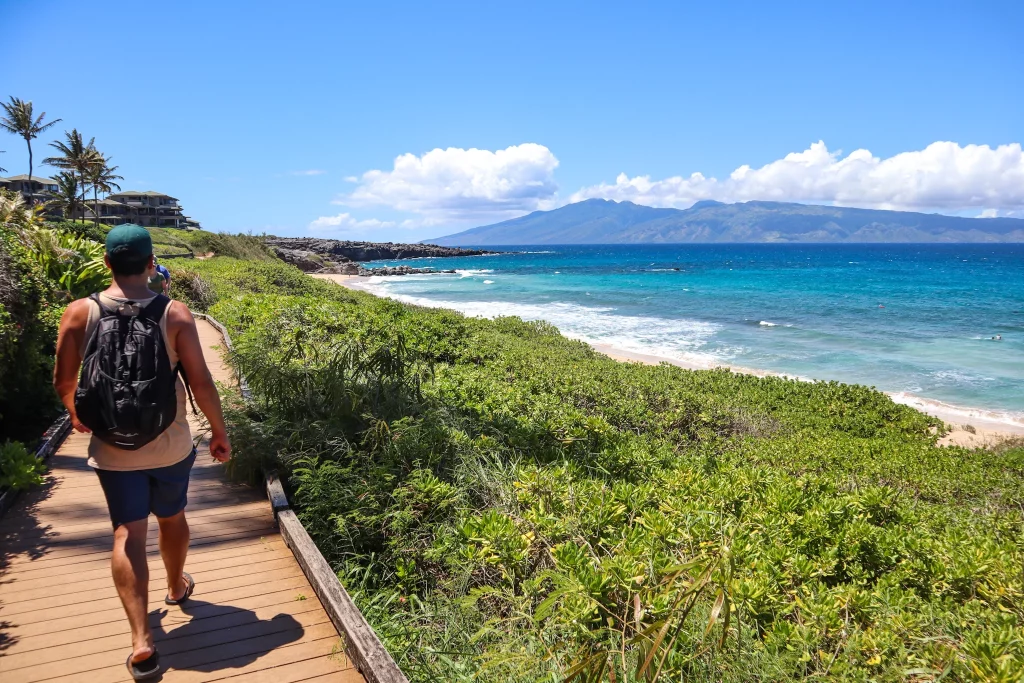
[198,313,409,683]
[0,412,71,519]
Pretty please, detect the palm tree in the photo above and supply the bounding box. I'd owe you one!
[48,171,85,219]
[44,129,100,220]
[86,155,123,227]
[0,98,61,204]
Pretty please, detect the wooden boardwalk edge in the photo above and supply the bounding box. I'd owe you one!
[0,413,72,520]
[275,507,408,683]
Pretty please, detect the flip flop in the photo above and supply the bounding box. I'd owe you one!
[126,649,160,680]
[164,571,195,605]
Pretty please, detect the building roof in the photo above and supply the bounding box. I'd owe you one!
[109,190,179,200]
[0,174,58,184]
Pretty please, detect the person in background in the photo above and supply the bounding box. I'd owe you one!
[149,256,171,295]
[53,225,231,680]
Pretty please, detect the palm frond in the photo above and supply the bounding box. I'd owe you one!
[0,97,61,139]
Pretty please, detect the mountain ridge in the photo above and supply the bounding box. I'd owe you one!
[428,199,1024,245]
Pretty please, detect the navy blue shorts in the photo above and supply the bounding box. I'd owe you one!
[94,449,197,528]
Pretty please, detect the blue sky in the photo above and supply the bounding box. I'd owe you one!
[2,0,1022,240]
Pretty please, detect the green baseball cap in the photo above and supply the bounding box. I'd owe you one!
[105,224,153,259]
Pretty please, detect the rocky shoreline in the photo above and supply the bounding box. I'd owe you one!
[264,236,492,276]
[317,263,457,277]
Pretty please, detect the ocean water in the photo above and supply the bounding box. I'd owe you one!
[356,245,1024,424]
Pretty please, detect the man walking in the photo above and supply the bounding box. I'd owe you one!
[53,224,231,680]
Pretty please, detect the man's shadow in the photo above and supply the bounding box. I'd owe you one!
[148,598,305,675]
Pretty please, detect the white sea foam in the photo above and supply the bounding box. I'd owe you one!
[361,284,729,368]
[930,369,996,384]
[889,392,1024,432]
[483,280,494,284]
[456,269,494,278]
[759,321,777,327]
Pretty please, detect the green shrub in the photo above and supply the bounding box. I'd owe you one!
[46,219,108,242]
[164,229,276,261]
[21,228,110,300]
[181,255,1024,682]
[0,224,63,442]
[0,440,46,491]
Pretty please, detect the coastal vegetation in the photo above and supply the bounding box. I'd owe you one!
[0,190,109,451]
[170,255,1024,682]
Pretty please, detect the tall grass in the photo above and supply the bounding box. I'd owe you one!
[172,256,1024,682]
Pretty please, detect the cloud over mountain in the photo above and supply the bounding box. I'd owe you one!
[571,141,1024,213]
[342,143,560,222]
[309,212,395,233]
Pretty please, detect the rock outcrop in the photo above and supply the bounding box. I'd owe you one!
[316,262,362,275]
[359,266,458,277]
[271,247,326,272]
[265,237,494,262]
[313,263,457,277]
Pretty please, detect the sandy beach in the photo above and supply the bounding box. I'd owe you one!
[312,273,362,287]
[311,273,1024,448]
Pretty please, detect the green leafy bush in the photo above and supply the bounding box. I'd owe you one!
[0,223,63,441]
[46,219,108,243]
[0,440,46,491]
[164,229,276,261]
[22,228,110,300]
[180,255,1024,682]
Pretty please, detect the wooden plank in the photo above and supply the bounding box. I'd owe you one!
[34,628,343,683]
[2,608,333,681]
[277,509,407,683]
[1,563,306,618]
[2,582,319,658]
[7,577,316,641]
[0,597,327,672]
[221,654,365,683]
[7,537,284,584]
[266,472,290,516]
[0,499,269,537]
[4,554,298,606]
[0,509,275,555]
[1,526,276,571]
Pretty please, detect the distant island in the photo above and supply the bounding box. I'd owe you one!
[429,199,1024,245]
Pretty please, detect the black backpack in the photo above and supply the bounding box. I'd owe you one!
[75,294,190,450]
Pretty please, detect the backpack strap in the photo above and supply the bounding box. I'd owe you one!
[89,292,119,318]
[138,295,200,415]
[138,294,172,323]
[176,362,199,415]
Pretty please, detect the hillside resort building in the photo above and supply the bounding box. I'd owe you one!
[0,175,200,229]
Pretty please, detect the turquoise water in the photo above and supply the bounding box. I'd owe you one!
[359,245,1024,422]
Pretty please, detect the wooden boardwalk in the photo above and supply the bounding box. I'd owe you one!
[0,319,364,683]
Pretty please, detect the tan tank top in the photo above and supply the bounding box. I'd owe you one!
[81,293,193,471]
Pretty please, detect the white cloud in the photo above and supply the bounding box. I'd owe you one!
[979,208,1024,218]
[309,212,395,234]
[342,143,560,221]
[572,141,1024,212]
[290,169,326,176]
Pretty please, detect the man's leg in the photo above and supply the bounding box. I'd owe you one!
[158,510,190,600]
[152,450,197,601]
[111,519,155,662]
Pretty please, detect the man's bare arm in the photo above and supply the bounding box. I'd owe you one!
[168,302,232,461]
[53,300,91,433]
